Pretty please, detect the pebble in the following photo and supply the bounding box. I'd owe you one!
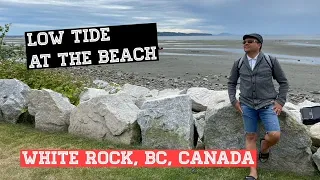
[60,67,319,105]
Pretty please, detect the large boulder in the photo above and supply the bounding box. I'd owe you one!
[68,94,141,145]
[186,87,239,112]
[117,83,151,99]
[312,148,320,171]
[137,94,195,149]
[27,89,75,132]
[135,88,186,109]
[0,79,30,123]
[204,101,317,175]
[79,88,109,103]
[193,111,206,141]
[157,88,187,97]
[297,100,320,109]
[310,123,320,147]
[282,102,302,124]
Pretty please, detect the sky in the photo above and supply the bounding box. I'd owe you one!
[0,0,320,36]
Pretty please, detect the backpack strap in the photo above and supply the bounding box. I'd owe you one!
[238,54,274,70]
[264,54,275,79]
[264,54,273,69]
[237,56,245,70]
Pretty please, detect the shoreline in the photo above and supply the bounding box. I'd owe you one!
[58,39,320,104]
[4,37,320,104]
[60,53,320,104]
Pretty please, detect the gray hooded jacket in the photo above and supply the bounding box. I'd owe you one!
[227,52,289,110]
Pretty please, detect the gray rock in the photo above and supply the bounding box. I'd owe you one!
[186,87,239,112]
[27,89,75,132]
[146,89,159,98]
[108,87,118,94]
[68,94,141,145]
[157,88,186,97]
[204,102,316,175]
[282,102,302,124]
[297,100,320,109]
[79,88,109,103]
[118,83,150,99]
[312,148,320,171]
[135,88,186,109]
[93,80,109,89]
[310,122,320,147]
[0,79,30,123]
[193,111,206,141]
[137,94,194,149]
[311,146,319,154]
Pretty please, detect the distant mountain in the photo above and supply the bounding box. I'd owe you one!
[5,35,24,38]
[214,33,233,36]
[158,32,212,36]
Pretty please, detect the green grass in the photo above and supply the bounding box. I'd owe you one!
[0,122,319,180]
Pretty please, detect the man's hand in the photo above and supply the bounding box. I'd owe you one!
[234,101,243,114]
[273,101,283,115]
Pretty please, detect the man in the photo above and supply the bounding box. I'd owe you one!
[227,33,289,180]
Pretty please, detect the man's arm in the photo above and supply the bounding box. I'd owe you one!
[272,57,289,107]
[228,60,240,106]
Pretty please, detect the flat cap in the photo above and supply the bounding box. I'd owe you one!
[243,33,263,44]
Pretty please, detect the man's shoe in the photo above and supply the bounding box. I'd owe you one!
[244,175,258,180]
[259,138,270,163]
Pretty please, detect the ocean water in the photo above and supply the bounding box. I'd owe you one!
[4,35,320,65]
[158,35,320,65]
[158,35,320,41]
[285,42,320,47]
[160,52,225,57]
[161,43,320,65]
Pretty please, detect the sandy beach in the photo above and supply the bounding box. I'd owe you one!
[57,38,320,104]
[5,37,320,104]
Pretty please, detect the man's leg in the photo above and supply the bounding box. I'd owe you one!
[245,133,258,178]
[259,104,281,156]
[241,104,259,179]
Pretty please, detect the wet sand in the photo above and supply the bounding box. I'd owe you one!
[5,37,320,103]
[78,39,320,103]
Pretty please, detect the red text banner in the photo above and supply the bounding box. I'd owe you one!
[20,150,257,168]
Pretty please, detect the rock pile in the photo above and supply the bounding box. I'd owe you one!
[1,78,320,175]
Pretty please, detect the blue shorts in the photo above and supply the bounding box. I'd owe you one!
[240,103,280,134]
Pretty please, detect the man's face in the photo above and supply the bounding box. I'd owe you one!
[243,38,261,53]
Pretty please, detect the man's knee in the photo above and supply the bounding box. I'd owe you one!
[246,133,258,142]
[267,131,280,143]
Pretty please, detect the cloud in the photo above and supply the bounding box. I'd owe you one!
[0,0,134,10]
[1,0,320,35]
[133,17,153,20]
[0,17,7,21]
[0,7,8,12]
[0,0,228,34]
[164,18,202,26]
[11,23,56,31]
[90,13,126,17]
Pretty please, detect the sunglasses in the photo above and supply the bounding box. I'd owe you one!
[242,40,259,44]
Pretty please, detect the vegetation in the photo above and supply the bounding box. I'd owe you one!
[1,122,319,180]
[0,23,91,105]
